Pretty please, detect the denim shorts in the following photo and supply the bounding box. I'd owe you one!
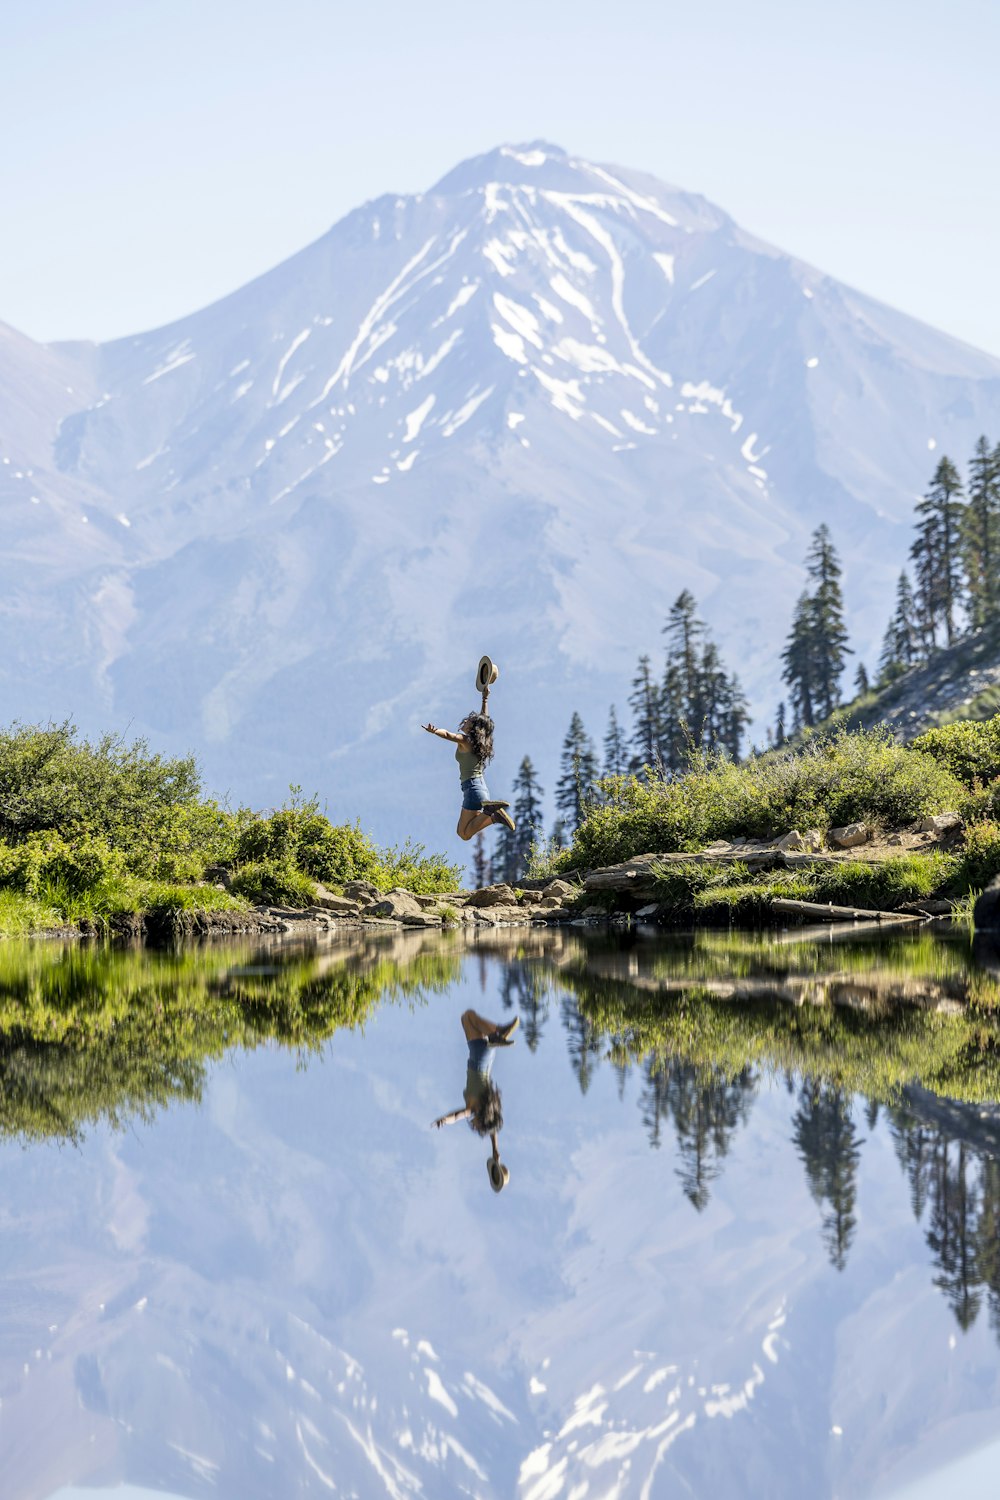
[461,775,490,811]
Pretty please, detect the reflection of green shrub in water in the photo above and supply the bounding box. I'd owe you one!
[559,960,1000,1106]
[0,940,461,1143]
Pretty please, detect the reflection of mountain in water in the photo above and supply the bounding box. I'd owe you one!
[5,930,1000,1494]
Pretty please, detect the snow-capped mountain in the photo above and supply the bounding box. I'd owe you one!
[2,142,999,844]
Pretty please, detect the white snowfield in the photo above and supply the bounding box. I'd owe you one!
[1,140,999,842]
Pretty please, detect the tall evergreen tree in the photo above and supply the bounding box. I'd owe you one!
[805,524,851,719]
[471,837,488,891]
[780,527,851,726]
[719,672,751,760]
[628,655,662,775]
[963,436,1000,629]
[911,455,965,649]
[854,661,870,697]
[500,755,545,881]
[555,713,598,833]
[660,591,746,764]
[663,590,704,728]
[602,704,629,779]
[877,571,920,684]
[774,700,787,748]
[781,592,817,730]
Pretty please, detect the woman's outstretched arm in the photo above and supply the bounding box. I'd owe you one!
[422,723,464,744]
[432,1107,472,1128]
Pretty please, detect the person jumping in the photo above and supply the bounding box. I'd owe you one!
[422,711,516,841]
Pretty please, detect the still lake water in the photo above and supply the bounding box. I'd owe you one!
[2,925,1000,1500]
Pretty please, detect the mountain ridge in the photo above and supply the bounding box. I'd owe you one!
[1,142,998,847]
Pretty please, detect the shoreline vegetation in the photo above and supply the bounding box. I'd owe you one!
[5,716,1000,941]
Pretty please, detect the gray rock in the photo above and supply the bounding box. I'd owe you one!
[635,903,662,919]
[543,878,578,899]
[774,830,805,852]
[465,884,519,908]
[343,879,381,899]
[975,878,1000,930]
[919,812,962,834]
[369,889,425,920]
[312,885,362,914]
[829,822,869,849]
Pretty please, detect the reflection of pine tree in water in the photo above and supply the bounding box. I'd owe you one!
[560,996,604,1094]
[642,1060,757,1211]
[890,1111,1000,1334]
[927,1141,982,1330]
[499,962,550,1051]
[792,1080,862,1271]
[976,1159,1000,1340]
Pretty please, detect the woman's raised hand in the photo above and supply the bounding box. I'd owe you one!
[422,722,436,734]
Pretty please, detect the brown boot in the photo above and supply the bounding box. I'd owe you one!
[492,807,516,832]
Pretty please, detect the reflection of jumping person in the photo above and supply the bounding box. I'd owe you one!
[433,1009,518,1192]
[422,713,516,842]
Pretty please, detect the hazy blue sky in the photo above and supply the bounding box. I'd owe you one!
[4,0,998,354]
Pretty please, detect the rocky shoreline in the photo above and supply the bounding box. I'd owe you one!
[84,812,970,941]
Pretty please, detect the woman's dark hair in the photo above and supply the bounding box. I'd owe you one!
[462,712,495,765]
[468,1082,503,1136]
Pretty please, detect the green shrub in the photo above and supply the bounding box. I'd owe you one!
[233,799,375,883]
[0,831,126,897]
[567,728,964,868]
[231,797,459,893]
[912,716,1000,788]
[950,821,1000,895]
[368,840,462,894]
[230,859,317,908]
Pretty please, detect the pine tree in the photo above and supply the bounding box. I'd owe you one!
[555,713,598,833]
[628,655,662,775]
[854,661,870,697]
[963,436,1000,629]
[501,755,545,881]
[780,527,851,727]
[774,701,786,748]
[781,592,817,730]
[663,590,704,726]
[878,571,920,683]
[550,817,568,850]
[805,524,851,719]
[472,837,488,891]
[911,455,965,649]
[602,705,628,778]
[659,591,746,763]
[719,673,751,760]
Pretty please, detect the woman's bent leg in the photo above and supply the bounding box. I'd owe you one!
[458,809,493,840]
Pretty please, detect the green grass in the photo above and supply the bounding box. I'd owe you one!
[640,852,956,926]
[0,889,64,936]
